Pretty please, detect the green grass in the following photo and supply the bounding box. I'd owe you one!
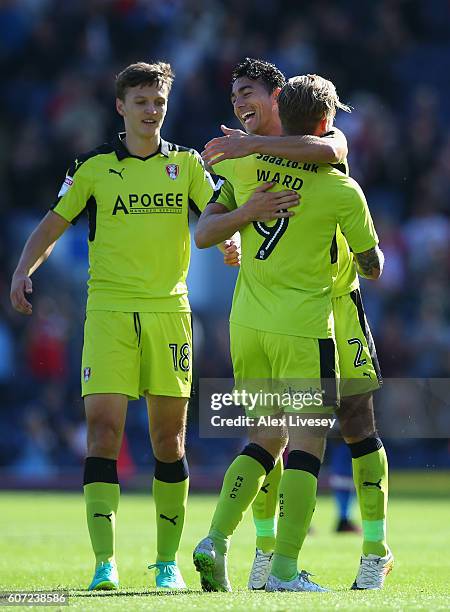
[1,481,449,610]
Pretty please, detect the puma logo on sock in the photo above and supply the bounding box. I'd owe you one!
[160,513,178,526]
[362,479,382,490]
[94,512,113,522]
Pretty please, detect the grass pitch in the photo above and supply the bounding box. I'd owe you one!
[1,472,449,611]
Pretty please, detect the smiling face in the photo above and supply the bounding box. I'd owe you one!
[231,76,282,136]
[116,82,169,141]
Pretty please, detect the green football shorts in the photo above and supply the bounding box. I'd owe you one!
[81,311,192,399]
[229,322,338,416]
[333,289,382,397]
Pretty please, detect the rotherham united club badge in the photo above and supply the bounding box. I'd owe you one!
[165,164,179,180]
[83,367,91,382]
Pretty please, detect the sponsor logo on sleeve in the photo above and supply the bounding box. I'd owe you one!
[58,176,74,197]
[83,367,91,382]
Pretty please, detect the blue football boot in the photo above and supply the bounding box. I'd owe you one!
[88,560,119,591]
[148,561,187,589]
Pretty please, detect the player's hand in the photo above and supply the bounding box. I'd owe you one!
[223,238,241,267]
[243,183,300,222]
[202,125,252,165]
[10,271,33,315]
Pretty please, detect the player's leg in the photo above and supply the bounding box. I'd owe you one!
[333,290,392,588]
[140,312,192,588]
[338,394,391,583]
[266,335,336,593]
[245,337,284,587]
[270,434,326,585]
[84,393,127,590]
[251,458,282,553]
[195,426,285,592]
[147,395,189,573]
[209,429,285,548]
[248,456,283,588]
[194,323,286,591]
[82,311,140,591]
[209,324,285,552]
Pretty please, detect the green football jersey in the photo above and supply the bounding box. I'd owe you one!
[212,155,378,338]
[52,134,215,312]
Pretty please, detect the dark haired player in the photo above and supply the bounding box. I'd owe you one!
[194,63,391,592]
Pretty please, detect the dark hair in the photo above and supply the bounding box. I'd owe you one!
[231,58,286,94]
[115,61,174,100]
[278,74,351,135]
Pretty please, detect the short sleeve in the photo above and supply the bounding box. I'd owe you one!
[51,157,94,224]
[337,178,378,253]
[188,150,216,215]
[210,177,237,211]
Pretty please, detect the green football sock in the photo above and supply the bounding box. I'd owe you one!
[252,458,283,552]
[209,455,267,555]
[153,477,189,562]
[352,446,388,557]
[84,482,120,566]
[272,469,317,580]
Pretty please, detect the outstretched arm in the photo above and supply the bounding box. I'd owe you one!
[10,211,70,314]
[202,125,348,165]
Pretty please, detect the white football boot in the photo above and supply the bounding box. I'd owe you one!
[193,537,232,592]
[266,569,329,592]
[248,549,273,590]
[351,548,394,590]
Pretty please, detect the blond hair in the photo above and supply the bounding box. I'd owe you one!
[278,74,351,135]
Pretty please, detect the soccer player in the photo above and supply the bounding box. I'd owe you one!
[201,59,392,591]
[9,61,242,591]
[193,71,390,592]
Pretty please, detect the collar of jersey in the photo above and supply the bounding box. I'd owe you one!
[114,132,170,160]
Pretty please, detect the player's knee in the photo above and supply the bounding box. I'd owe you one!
[347,436,384,458]
[152,430,185,462]
[240,442,276,474]
[285,449,321,478]
[289,434,326,461]
[249,429,287,459]
[338,393,375,442]
[154,455,189,483]
[87,421,123,457]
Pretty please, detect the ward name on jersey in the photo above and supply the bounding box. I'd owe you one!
[212,154,378,339]
[52,134,215,313]
[253,152,359,299]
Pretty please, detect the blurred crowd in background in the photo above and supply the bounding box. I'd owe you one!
[0,0,449,484]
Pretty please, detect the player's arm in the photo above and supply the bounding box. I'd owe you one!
[216,233,241,267]
[337,178,383,281]
[11,153,94,315]
[10,211,70,315]
[354,246,384,280]
[195,182,299,249]
[202,125,347,165]
[187,151,241,265]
